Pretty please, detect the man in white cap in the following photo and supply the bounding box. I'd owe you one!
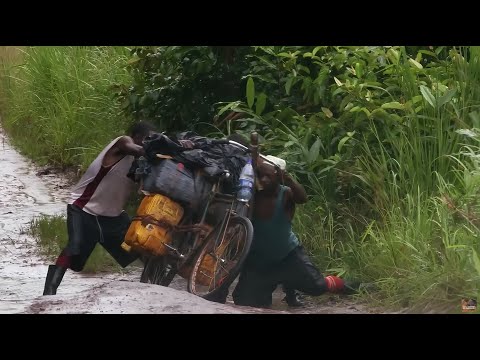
[231,155,358,308]
[225,134,304,306]
[223,133,358,309]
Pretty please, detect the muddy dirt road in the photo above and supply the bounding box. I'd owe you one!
[0,128,375,314]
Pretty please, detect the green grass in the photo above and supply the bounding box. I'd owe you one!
[0,46,133,170]
[0,46,23,117]
[28,215,124,273]
[294,193,480,312]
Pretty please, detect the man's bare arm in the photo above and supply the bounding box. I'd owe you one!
[282,172,308,204]
[115,136,145,157]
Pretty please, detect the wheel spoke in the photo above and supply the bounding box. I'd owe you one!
[189,216,253,297]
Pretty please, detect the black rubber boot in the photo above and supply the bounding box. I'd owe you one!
[342,280,358,295]
[283,288,304,307]
[43,265,55,293]
[43,265,66,295]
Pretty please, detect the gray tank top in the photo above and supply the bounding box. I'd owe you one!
[69,136,135,217]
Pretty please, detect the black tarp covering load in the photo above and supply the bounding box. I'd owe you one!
[128,132,250,207]
[141,159,214,209]
[174,131,250,187]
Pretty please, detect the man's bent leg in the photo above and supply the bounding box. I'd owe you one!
[282,246,350,296]
[232,266,278,308]
[43,205,99,295]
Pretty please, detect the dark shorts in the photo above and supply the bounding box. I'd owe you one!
[65,204,138,271]
[231,245,328,308]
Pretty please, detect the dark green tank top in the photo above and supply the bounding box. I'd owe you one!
[248,185,299,267]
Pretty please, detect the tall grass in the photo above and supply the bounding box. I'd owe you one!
[344,187,480,310]
[0,46,24,117]
[0,46,132,170]
[292,47,480,311]
[296,166,480,312]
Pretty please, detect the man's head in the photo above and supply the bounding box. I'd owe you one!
[128,121,156,146]
[256,157,281,192]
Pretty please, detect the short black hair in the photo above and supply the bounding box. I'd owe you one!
[128,121,156,138]
[227,133,249,147]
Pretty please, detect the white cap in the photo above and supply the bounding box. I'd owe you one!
[263,155,286,170]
